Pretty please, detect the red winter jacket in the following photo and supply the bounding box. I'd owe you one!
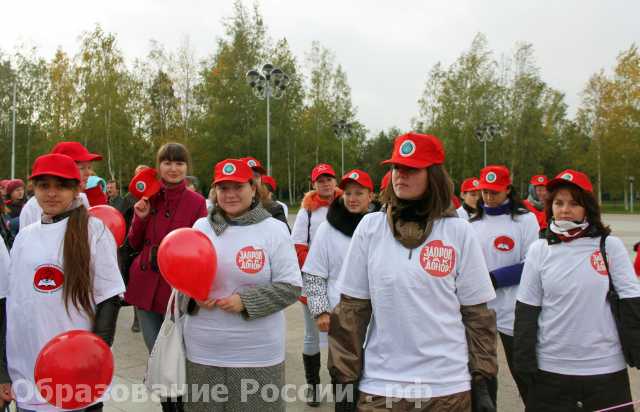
[124,180,207,313]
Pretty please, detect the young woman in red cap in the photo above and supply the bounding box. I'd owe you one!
[19,141,100,230]
[457,177,481,220]
[125,143,206,412]
[523,175,549,233]
[302,169,377,409]
[261,175,289,217]
[182,159,301,412]
[469,165,539,405]
[0,153,125,412]
[330,132,497,412]
[514,170,640,412]
[291,162,342,406]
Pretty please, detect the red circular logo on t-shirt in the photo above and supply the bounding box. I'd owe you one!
[33,265,64,293]
[419,240,456,277]
[494,236,515,252]
[590,250,608,276]
[236,246,266,274]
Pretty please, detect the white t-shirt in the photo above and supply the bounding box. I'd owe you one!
[470,212,539,336]
[19,193,91,230]
[7,216,126,411]
[456,206,470,221]
[276,200,289,218]
[291,206,328,246]
[0,241,9,298]
[302,221,350,310]
[337,212,495,398]
[518,235,640,375]
[184,217,302,367]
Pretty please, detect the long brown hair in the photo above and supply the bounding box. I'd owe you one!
[156,142,192,173]
[381,164,455,219]
[545,182,611,236]
[63,204,95,321]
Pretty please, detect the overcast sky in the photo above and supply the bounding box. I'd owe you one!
[1,0,638,136]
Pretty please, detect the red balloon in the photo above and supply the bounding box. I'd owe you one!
[88,205,126,247]
[34,330,114,410]
[158,228,217,300]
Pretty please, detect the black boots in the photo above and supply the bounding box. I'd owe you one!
[303,353,321,407]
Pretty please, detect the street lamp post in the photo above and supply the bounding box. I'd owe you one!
[246,64,289,176]
[333,120,352,176]
[630,176,635,213]
[475,123,499,167]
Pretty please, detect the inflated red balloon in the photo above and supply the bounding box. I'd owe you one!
[88,205,126,247]
[158,228,217,300]
[35,330,114,410]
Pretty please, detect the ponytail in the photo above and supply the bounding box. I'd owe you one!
[62,205,95,321]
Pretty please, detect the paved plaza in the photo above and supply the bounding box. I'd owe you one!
[57,214,640,411]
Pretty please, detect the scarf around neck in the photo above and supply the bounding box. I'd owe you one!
[549,218,590,242]
[326,197,367,237]
[482,201,512,216]
[208,201,272,236]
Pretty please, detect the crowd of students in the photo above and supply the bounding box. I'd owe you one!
[0,133,638,412]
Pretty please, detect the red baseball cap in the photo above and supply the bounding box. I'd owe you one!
[547,169,593,193]
[460,177,481,193]
[530,175,549,186]
[214,159,254,184]
[478,165,512,192]
[311,163,336,183]
[0,180,9,189]
[30,154,81,181]
[381,132,445,169]
[262,175,277,192]
[240,157,267,175]
[128,167,161,200]
[339,169,374,191]
[380,171,391,191]
[51,141,102,162]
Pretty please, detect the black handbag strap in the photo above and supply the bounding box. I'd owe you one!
[600,234,616,295]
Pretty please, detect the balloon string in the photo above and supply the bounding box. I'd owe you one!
[595,399,640,411]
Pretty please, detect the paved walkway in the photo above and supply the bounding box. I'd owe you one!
[96,213,639,410]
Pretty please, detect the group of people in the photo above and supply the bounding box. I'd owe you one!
[0,132,637,412]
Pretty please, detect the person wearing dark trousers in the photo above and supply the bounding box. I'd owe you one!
[514,169,640,412]
[124,144,207,412]
[469,165,539,405]
[329,133,498,412]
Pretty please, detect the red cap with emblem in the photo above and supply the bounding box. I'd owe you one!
[311,163,336,183]
[547,169,593,193]
[51,141,102,162]
[128,167,161,200]
[262,175,277,192]
[460,177,481,193]
[478,165,512,192]
[214,159,254,184]
[30,154,81,181]
[339,169,374,191]
[381,132,445,169]
[530,175,549,186]
[240,156,267,175]
[380,171,391,191]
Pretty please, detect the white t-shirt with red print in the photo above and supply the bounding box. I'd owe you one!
[470,212,539,336]
[6,216,125,412]
[336,212,495,398]
[184,217,302,367]
[518,235,640,375]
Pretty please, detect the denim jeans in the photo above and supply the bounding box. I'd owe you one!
[136,308,165,353]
